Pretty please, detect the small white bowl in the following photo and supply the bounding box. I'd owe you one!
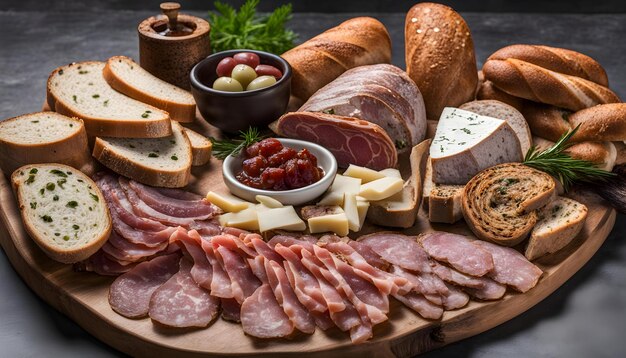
[223,138,337,206]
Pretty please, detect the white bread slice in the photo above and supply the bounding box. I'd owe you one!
[11,163,111,263]
[184,128,213,166]
[103,56,196,123]
[92,122,192,188]
[428,184,464,224]
[0,112,93,175]
[47,61,172,138]
[525,196,588,260]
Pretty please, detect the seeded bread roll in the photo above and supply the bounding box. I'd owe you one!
[462,163,556,246]
[0,112,93,175]
[428,185,464,224]
[11,164,111,263]
[183,127,213,166]
[525,196,588,260]
[103,56,196,123]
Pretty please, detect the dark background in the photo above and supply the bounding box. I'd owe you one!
[3,0,626,13]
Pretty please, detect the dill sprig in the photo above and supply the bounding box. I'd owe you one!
[211,127,265,160]
[523,124,616,190]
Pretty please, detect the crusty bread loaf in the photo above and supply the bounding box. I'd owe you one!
[103,56,196,123]
[281,17,391,107]
[482,59,620,111]
[569,103,626,142]
[476,80,526,111]
[11,163,111,263]
[428,184,464,224]
[525,196,588,260]
[566,141,616,171]
[521,102,573,142]
[183,127,212,166]
[487,44,609,86]
[460,99,533,155]
[0,112,93,175]
[614,141,626,166]
[405,3,478,120]
[462,163,556,246]
[47,61,172,138]
[92,122,192,188]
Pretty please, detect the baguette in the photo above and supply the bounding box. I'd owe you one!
[487,44,609,86]
[103,56,196,123]
[476,80,526,111]
[183,127,212,166]
[11,164,111,263]
[525,196,588,260]
[0,112,92,175]
[565,141,616,171]
[521,102,573,142]
[405,3,478,120]
[569,103,626,142]
[281,17,391,107]
[92,122,192,188]
[47,61,172,138]
[482,58,620,111]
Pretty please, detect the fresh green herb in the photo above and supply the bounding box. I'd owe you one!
[29,168,38,174]
[461,128,472,134]
[103,100,109,107]
[55,233,60,236]
[63,235,70,241]
[50,169,67,177]
[41,215,53,223]
[92,94,100,98]
[523,125,616,191]
[211,127,265,160]
[39,188,45,195]
[31,120,39,123]
[45,182,55,191]
[69,123,73,127]
[141,112,150,118]
[171,155,178,160]
[30,202,37,209]
[72,95,77,102]
[395,140,407,150]
[77,179,84,183]
[66,201,78,208]
[209,0,297,54]
[148,152,159,158]
[58,69,64,75]
[53,195,59,201]
[57,178,67,188]
[25,175,36,185]
[89,193,99,202]
[73,225,79,230]
[78,70,88,74]
[170,140,176,145]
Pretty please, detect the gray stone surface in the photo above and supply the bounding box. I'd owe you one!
[0,9,625,358]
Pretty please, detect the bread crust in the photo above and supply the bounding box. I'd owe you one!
[476,80,526,111]
[103,56,196,123]
[565,141,616,171]
[569,103,626,142]
[183,128,213,166]
[521,102,573,142]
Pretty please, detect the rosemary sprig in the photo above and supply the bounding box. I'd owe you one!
[523,124,616,190]
[211,127,265,160]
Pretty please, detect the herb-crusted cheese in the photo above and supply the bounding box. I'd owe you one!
[430,107,523,184]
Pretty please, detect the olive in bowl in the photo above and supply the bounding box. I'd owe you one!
[190,49,292,134]
[222,138,338,206]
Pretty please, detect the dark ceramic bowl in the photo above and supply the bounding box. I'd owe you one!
[190,49,292,134]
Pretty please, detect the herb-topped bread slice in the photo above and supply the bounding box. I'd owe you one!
[92,122,192,188]
[103,56,196,123]
[11,164,111,263]
[47,61,172,138]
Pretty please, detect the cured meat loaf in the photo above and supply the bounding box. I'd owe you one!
[270,112,397,170]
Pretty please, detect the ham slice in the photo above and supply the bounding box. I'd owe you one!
[392,292,443,320]
[214,245,261,304]
[128,180,219,218]
[473,240,543,292]
[431,261,506,300]
[80,250,137,276]
[108,253,180,318]
[391,265,447,306]
[441,283,470,310]
[106,230,167,260]
[420,232,494,277]
[170,229,213,289]
[359,233,432,273]
[347,240,389,271]
[220,297,241,322]
[189,220,222,236]
[149,258,219,327]
[240,284,294,338]
[201,239,234,299]
[270,111,397,170]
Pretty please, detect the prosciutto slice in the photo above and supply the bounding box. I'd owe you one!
[80,250,137,276]
[473,240,543,292]
[128,180,218,218]
[347,240,389,271]
[391,265,447,306]
[170,229,213,289]
[431,261,506,300]
[220,298,241,322]
[240,284,294,338]
[441,283,470,310]
[392,292,443,320]
[106,229,167,259]
[420,232,494,277]
[359,233,431,273]
[149,258,219,327]
[108,253,180,318]
[214,245,261,304]
[201,239,234,299]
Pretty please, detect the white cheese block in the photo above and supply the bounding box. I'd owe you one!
[358,176,404,201]
[308,213,349,237]
[318,174,361,205]
[343,193,361,232]
[255,195,283,208]
[343,165,386,183]
[430,107,523,185]
[379,168,401,179]
[257,206,306,233]
[218,206,259,230]
[206,191,250,212]
[356,199,370,230]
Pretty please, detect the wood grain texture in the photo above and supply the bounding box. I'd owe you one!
[0,118,616,357]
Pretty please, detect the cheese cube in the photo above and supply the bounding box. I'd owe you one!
[343,193,361,232]
[379,168,402,179]
[343,164,386,183]
[255,195,283,208]
[358,177,404,201]
[318,174,361,205]
[356,199,370,230]
[308,213,349,237]
[218,206,259,230]
[257,206,306,233]
[206,191,250,212]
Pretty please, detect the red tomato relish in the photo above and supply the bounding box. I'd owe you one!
[236,138,324,190]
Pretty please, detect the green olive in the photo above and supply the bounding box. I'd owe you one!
[246,75,277,91]
[212,77,243,92]
[231,64,257,88]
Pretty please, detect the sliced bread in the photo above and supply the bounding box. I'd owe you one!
[525,196,588,260]
[47,61,172,138]
[11,163,111,263]
[92,121,192,188]
[184,128,213,166]
[103,56,196,123]
[429,184,464,224]
[0,112,92,175]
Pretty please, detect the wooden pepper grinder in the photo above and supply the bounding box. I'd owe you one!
[138,2,211,89]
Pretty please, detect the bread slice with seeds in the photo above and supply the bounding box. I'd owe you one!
[11,164,111,263]
[47,61,172,138]
[183,127,213,166]
[103,56,196,123]
[92,121,192,188]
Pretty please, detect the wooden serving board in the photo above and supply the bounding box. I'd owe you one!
[0,119,616,357]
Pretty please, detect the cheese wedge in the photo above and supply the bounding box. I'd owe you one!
[206,191,250,212]
[343,193,361,232]
[430,107,523,185]
[318,174,361,205]
[255,195,283,208]
[343,165,386,183]
[308,213,349,237]
[257,206,306,233]
[358,176,404,201]
[218,206,258,230]
[379,168,401,179]
[356,198,370,230]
